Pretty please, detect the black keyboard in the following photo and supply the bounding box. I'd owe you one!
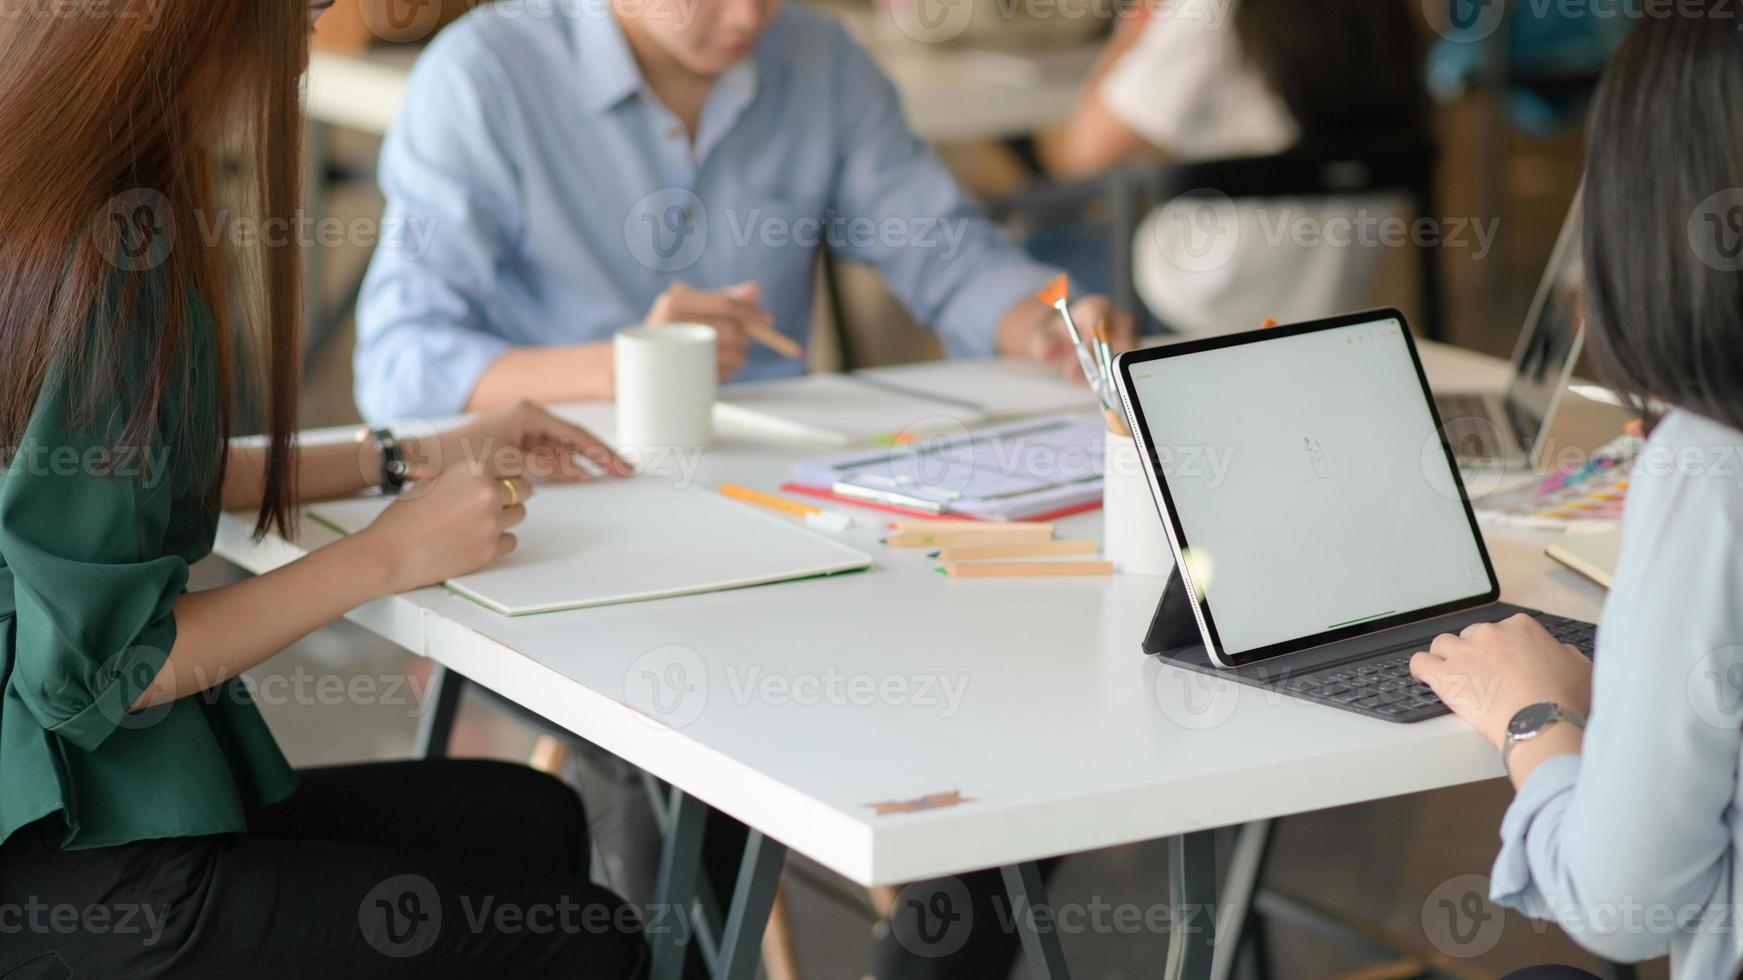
[1434,393,1521,461]
[1275,614,1597,723]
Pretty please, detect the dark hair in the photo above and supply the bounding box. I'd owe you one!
[0,3,306,537]
[1232,0,1429,139]
[1582,3,1743,432]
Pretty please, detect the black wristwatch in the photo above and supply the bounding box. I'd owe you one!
[1502,702,1586,775]
[362,426,409,496]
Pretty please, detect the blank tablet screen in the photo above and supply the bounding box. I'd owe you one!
[1124,315,1494,659]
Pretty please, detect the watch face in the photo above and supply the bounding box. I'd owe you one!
[1510,702,1559,737]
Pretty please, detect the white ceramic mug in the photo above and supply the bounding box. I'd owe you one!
[1102,432,1174,576]
[614,323,717,454]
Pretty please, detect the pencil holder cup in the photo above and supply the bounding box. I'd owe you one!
[1103,433,1174,576]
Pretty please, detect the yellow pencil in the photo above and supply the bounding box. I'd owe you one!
[884,527,1055,549]
[932,540,1098,562]
[936,561,1115,578]
[719,484,852,531]
[720,483,819,517]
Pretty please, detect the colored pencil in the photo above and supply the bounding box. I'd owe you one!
[747,323,805,360]
[720,484,852,531]
[929,540,1098,562]
[884,527,1055,549]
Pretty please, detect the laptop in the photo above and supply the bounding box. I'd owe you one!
[1113,309,1596,723]
[1436,191,1587,467]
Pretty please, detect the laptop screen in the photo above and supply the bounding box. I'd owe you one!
[1503,193,1586,454]
[1120,312,1498,665]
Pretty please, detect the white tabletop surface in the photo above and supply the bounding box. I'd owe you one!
[213,345,1612,887]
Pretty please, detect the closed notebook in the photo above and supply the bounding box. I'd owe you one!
[715,373,985,446]
[714,361,1096,447]
[310,478,873,616]
[1545,527,1622,590]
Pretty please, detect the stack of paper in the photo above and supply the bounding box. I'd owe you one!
[788,415,1106,521]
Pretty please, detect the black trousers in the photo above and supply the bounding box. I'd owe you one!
[0,760,647,979]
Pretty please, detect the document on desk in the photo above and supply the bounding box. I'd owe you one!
[309,478,874,616]
[789,415,1105,521]
[715,360,1096,447]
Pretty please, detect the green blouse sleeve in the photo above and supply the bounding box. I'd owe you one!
[0,368,186,753]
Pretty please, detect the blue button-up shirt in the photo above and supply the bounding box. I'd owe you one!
[353,0,1058,422]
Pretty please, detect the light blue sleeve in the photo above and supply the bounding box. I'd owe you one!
[352,26,524,423]
[822,33,1059,359]
[1490,424,1743,963]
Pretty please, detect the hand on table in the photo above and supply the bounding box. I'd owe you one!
[646,280,776,381]
[362,470,535,592]
[405,400,634,484]
[364,402,633,590]
[1409,613,1594,751]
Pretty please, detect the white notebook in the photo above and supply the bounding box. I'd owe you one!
[715,361,1096,447]
[310,478,874,616]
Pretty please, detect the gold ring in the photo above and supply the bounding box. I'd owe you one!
[501,478,519,508]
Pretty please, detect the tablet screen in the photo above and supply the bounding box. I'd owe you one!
[1122,314,1496,662]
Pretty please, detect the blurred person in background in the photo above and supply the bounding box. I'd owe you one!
[1044,0,1428,336]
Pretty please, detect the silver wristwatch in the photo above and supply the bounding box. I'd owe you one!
[1502,702,1587,775]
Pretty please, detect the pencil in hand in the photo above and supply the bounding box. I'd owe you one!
[747,322,804,360]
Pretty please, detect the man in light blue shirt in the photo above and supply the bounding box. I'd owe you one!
[353,0,1128,422]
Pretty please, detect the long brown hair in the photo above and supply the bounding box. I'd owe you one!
[0,3,306,537]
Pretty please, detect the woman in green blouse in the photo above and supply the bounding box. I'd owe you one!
[0,3,646,977]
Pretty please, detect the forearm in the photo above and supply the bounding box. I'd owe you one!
[467,343,612,411]
[1043,15,1156,177]
[132,534,396,710]
[222,439,381,512]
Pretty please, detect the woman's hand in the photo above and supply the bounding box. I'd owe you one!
[1410,613,1595,750]
[359,470,534,593]
[405,400,634,483]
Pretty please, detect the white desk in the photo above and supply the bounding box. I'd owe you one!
[305,32,1095,143]
[212,346,1609,979]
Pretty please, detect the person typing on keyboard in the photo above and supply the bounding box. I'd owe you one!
[1406,9,1743,977]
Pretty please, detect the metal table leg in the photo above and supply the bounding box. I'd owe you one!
[413,665,464,758]
[1212,821,1274,980]
[649,789,709,980]
[1002,862,1072,980]
[713,832,788,980]
[1165,831,1220,980]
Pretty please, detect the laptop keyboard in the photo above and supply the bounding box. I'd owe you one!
[1436,394,1510,461]
[1277,614,1597,723]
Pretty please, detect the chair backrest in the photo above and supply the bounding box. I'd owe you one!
[1147,133,1437,203]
